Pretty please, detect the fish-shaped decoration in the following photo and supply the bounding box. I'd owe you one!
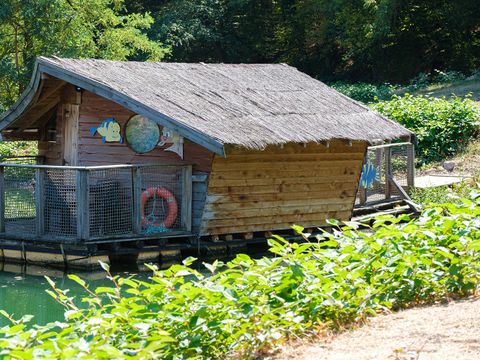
[360,160,379,189]
[90,118,123,143]
[158,127,184,159]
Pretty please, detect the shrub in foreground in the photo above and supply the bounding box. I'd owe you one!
[372,94,480,164]
[0,192,479,359]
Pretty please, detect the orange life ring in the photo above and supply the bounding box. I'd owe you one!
[141,187,178,228]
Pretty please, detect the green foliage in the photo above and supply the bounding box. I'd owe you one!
[329,82,394,103]
[146,0,480,83]
[0,141,37,158]
[372,94,480,164]
[0,0,168,108]
[1,194,480,358]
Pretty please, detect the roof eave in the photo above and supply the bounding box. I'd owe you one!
[0,58,226,157]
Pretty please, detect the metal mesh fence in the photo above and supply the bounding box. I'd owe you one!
[0,164,191,241]
[356,143,413,207]
[88,168,133,238]
[140,165,185,235]
[44,169,77,238]
[4,166,36,236]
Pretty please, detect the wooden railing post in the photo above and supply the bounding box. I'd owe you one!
[359,152,368,205]
[35,168,45,237]
[132,166,142,234]
[406,143,415,190]
[384,146,392,199]
[76,169,89,241]
[0,166,5,233]
[181,165,192,232]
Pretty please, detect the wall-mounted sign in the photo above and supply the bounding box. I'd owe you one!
[90,118,123,143]
[125,115,160,153]
[360,160,379,189]
[159,127,184,159]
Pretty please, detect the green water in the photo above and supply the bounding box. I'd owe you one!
[0,266,151,327]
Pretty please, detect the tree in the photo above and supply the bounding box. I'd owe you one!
[0,0,168,110]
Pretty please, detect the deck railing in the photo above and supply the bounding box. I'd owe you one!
[356,142,415,207]
[0,163,192,242]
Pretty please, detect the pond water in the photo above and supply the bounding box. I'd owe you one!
[0,264,152,327]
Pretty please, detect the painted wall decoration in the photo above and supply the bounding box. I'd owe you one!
[360,160,379,189]
[158,127,184,159]
[90,118,123,143]
[125,115,160,153]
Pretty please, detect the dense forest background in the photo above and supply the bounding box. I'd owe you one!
[0,0,478,110]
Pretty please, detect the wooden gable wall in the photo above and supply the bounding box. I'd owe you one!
[200,141,367,235]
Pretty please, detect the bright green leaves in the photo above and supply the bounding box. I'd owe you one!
[0,0,168,109]
[0,193,479,358]
[372,94,480,164]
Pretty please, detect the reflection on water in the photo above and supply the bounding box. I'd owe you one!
[0,247,271,328]
[0,263,152,327]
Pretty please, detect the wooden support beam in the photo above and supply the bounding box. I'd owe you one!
[132,167,142,234]
[76,169,90,241]
[388,175,421,213]
[406,143,415,189]
[35,168,45,237]
[181,166,193,232]
[0,167,4,233]
[19,96,60,129]
[384,147,392,199]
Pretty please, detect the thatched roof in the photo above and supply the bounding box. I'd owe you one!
[0,57,412,155]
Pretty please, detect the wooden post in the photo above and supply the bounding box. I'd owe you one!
[0,166,5,233]
[35,168,45,237]
[406,143,415,190]
[76,169,89,241]
[132,166,142,234]
[384,146,392,199]
[181,165,192,232]
[359,153,368,205]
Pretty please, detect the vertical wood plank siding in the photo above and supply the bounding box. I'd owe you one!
[200,141,367,235]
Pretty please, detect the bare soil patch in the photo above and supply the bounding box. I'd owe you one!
[272,297,480,360]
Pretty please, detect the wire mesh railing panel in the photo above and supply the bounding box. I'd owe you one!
[390,145,409,197]
[356,143,414,207]
[140,166,185,235]
[364,148,388,204]
[4,166,36,236]
[44,169,77,238]
[0,164,192,241]
[88,168,133,238]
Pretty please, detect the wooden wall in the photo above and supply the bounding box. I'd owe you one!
[77,91,214,172]
[200,141,367,235]
[40,90,214,171]
[38,106,64,165]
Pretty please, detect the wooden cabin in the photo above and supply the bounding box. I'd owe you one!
[0,57,412,267]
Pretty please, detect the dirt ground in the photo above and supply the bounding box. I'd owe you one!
[272,297,480,360]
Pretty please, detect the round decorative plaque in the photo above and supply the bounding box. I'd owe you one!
[125,115,160,153]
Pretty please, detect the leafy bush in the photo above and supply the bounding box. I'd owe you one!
[0,141,37,158]
[329,82,395,103]
[372,94,480,164]
[1,193,480,358]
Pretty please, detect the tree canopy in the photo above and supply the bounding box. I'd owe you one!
[1,0,478,110]
[0,0,168,111]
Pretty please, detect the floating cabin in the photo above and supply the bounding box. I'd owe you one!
[0,57,412,268]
